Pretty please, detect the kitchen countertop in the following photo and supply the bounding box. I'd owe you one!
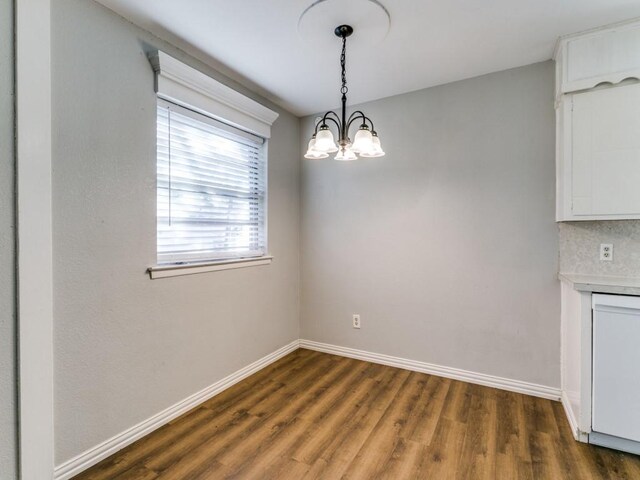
[559,273,640,296]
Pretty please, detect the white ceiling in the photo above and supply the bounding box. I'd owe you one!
[95,0,640,116]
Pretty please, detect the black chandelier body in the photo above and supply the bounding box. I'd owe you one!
[304,25,385,160]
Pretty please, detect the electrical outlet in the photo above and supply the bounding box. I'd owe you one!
[600,244,613,261]
[352,314,361,329]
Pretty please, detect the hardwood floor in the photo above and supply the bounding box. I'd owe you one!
[73,349,640,479]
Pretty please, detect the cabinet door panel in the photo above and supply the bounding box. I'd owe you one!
[572,84,640,216]
[593,306,640,442]
[593,149,640,214]
[565,25,640,92]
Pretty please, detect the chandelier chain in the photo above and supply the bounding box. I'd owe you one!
[340,35,348,96]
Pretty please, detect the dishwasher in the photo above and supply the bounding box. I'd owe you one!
[591,293,640,454]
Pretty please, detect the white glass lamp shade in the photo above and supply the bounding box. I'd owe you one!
[314,126,338,153]
[360,133,385,158]
[304,138,329,159]
[305,150,329,159]
[351,126,374,153]
[334,146,358,161]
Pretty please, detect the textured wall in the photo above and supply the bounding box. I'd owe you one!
[559,221,640,276]
[52,0,300,464]
[301,62,560,388]
[0,0,17,478]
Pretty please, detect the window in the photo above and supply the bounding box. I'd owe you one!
[147,51,277,276]
[156,100,267,264]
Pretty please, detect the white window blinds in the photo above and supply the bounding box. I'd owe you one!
[157,100,267,264]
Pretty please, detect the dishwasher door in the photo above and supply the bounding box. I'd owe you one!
[592,294,640,447]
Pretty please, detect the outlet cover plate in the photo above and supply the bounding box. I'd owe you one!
[600,244,613,261]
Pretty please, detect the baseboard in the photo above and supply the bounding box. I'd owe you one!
[300,339,561,401]
[561,390,580,440]
[561,390,589,442]
[54,339,300,480]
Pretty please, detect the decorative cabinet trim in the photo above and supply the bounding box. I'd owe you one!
[554,17,640,101]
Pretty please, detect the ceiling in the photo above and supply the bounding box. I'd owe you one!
[95,0,640,116]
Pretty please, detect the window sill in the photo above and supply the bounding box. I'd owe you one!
[147,256,273,279]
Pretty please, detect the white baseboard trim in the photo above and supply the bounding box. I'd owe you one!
[54,340,300,480]
[561,390,589,442]
[561,390,580,441]
[300,339,561,401]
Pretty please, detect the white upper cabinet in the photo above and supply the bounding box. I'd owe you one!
[555,18,640,221]
[572,85,640,216]
[556,20,640,96]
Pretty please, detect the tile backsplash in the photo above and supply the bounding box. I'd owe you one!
[559,220,640,276]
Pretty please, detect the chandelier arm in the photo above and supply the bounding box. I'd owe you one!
[313,112,341,135]
[346,114,374,133]
[321,110,341,125]
[319,116,342,133]
[347,110,366,124]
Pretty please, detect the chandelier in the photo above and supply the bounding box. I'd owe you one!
[304,25,385,161]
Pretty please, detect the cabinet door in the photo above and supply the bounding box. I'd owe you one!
[592,299,640,442]
[561,23,640,94]
[572,83,640,216]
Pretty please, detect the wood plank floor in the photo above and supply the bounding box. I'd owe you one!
[74,349,640,479]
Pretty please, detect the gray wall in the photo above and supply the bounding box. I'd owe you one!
[560,220,640,276]
[0,0,17,478]
[52,0,300,464]
[301,62,560,388]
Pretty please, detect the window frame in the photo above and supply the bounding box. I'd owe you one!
[147,51,278,278]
